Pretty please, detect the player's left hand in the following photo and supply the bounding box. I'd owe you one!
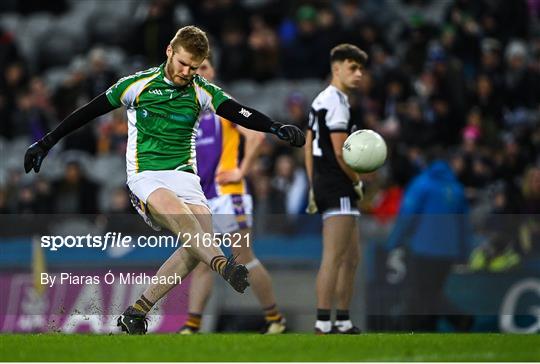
[216,168,243,185]
[306,188,318,214]
[271,122,305,147]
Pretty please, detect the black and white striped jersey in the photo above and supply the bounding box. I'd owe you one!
[308,85,354,186]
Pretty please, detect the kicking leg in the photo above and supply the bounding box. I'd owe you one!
[118,188,248,334]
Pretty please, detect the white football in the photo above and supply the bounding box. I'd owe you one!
[342,129,387,173]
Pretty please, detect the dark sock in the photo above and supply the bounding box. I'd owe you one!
[336,309,349,321]
[210,255,227,275]
[263,304,283,323]
[317,308,331,321]
[133,294,154,314]
[184,312,202,331]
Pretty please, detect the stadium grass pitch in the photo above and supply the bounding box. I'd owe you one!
[1,333,539,361]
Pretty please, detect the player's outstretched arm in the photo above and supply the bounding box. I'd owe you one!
[216,99,305,147]
[24,93,117,173]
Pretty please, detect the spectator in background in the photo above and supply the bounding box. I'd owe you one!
[469,181,522,272]
[443,0,482,80]
[469,74,502,142]
[493,134,530,188]
[425,47,466,143]
[0,187,8,213]
[53,61,97,155]
[380,70,410,123]
[86,48,117,99]
[519,166,540,254]
[399,16,432,77]
[284,92,308,130]
[248,16,280,81]
[387,149,473,332]
[0,25,21,72]
[16,179,37,213]
[52,161,99,214]
[218,21,250,82]
[316,5,342,69]
[400,97,435,148]
[10,88,52,141]
[503,40,535,111]
[129,0,176,67]
[452,128,494,204]
[0,62,28,138]
[97,108,128,155]
[282,5,324,79]
[29,77,54,115]
[478,38,504,88]
[270,154,308,216]
[33,176,53,213]
[188,0,248,39]
[4,168,23,212]
[335,0,365,42]
[0,26,22,137]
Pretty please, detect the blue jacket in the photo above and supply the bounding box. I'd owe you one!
[386,161,472,260]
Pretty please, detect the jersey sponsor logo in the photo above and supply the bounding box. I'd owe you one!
[149,89,163,96]
[139,108,192,123]
[239,108,252,118]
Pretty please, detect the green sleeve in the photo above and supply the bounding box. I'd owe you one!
[105,75,136,108]
[194,75,232,112]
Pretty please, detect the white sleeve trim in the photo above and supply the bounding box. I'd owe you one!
[120,74,159,108]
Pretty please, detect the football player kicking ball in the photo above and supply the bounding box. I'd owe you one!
[305,44,367,334]
[178,57,286,335]
[24,25,304,334]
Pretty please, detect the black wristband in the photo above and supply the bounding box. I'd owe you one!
[269,122,284,135]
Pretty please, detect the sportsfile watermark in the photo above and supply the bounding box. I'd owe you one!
[40,232,251,252]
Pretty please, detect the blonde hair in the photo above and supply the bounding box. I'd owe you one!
[170,26,209,60]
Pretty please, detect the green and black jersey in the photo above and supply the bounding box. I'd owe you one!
[105,64,231,178]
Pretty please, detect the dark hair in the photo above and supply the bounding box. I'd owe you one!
[330,44,368,66]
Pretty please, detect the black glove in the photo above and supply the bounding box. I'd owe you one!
[270,122,306,147]
[24,137,53,173]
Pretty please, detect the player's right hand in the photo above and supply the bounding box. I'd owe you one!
[353,180,364,201]
[24,140,50,173]
[306,188,318,214]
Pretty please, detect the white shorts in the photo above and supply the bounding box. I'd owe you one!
[127,170,209,230]
[209,194,253,233]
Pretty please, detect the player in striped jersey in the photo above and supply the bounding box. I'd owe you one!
[305,44,368,334]
[179,57,285,335]
[24,26,304,334]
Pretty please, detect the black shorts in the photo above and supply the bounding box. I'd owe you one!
[313,178,360,219]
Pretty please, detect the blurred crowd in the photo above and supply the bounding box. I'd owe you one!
[0,0,539,248]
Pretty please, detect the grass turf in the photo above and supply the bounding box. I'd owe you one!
[1,333,539,361]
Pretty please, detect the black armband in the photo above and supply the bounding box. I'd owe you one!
[44,92,117,147]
